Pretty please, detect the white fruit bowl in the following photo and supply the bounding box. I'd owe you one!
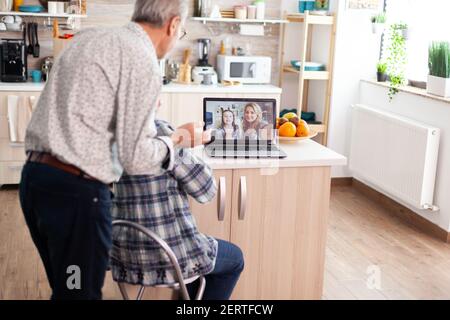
[278,131,318,144]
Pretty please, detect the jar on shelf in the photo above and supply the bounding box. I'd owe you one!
[254,0,265,20]
[247,5,257,19]
[314,0,329,11]
[200,0,210,17]
[194,0,202,17]
[13,0,23,12]
[80,0,86,14]
[299,0,315,13]
[65,0,82,14]
[234,6,247,20]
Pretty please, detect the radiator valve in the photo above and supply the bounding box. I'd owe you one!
[422,204,440,212]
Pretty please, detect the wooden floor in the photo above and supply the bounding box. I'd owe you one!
[1,184,450,300]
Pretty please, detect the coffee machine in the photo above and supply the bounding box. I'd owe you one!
[1,26,27,82]
[192,38,218,85]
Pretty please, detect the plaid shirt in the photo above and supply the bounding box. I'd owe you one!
[110,120,218,286]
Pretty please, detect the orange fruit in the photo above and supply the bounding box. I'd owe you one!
[279,122,297,137]
[296,121,310,137]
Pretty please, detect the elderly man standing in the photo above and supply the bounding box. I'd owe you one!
[19,0,201,300]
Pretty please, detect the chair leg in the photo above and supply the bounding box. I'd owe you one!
[195,276,206,300]
[136,286,146,300]
[179,285,191,300]
[118,282,130,300]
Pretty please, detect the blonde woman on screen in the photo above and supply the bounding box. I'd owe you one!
[242,103,269,140]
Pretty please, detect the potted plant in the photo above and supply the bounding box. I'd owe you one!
[427,41,450,98]
[394,22,410,40]
[385,24,407,101]
[371,12,386,34]
[376,61,388,82]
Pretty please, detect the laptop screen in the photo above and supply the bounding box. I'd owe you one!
[204,98,277,141]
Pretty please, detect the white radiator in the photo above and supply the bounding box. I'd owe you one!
[350,104,440,211]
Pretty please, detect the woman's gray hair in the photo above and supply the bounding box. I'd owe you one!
[132,0,188,27]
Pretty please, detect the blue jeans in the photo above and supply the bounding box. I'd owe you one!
[187,239,245,300]
[19,162,113,300]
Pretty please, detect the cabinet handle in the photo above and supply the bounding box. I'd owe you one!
[238,176,247,220]
[218,177,226,221]
[8,165,23,170]
[9,143,24,148]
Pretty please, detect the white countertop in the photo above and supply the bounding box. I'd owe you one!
[0,81,282,94]
[193,140,347,170]
[0,82,46,92]
[161,83,282,94]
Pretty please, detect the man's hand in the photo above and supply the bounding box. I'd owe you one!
[171,122,212,148]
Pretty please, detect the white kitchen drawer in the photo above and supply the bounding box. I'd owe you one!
[0,139,26,161]
[0,92,41,116]
[0,161,24,185]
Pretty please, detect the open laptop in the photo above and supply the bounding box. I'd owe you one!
[203,98,287,159]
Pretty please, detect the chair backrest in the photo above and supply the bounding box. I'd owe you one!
[111,220,191,300]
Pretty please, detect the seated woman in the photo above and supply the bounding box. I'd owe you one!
[214,108,241,140]
[110,119,244,300]
[242,102,270,140]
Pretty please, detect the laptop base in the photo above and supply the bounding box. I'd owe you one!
[205,144,287,159]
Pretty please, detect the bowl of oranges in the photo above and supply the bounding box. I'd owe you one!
[276,112,318,143]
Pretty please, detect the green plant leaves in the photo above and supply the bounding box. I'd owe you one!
[429,42,450,78]
[385,24,407,101]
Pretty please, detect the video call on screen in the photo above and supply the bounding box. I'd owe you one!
[205,100,275,141]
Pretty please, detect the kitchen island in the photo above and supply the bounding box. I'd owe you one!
[188,140,346,300]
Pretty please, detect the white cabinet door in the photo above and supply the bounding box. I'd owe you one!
[189,170,233,241]
[230,167,331,300]
[0,91,40,185]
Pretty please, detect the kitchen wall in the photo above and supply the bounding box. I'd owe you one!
[325,0,381,177]
[313,0,450,232]
[3,0,284,83]
[280,0,381,163]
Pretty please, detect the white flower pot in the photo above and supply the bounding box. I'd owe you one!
[372,23,384,34]
[402,28,410,40]
[427,75,450,98]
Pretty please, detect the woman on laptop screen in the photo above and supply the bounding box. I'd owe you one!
[215,108,242,140]
[242,103,269,140]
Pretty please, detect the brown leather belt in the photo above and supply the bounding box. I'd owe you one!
[27,151,101,183]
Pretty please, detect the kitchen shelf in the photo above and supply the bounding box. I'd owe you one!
[192,17,289,25]
[0,11,87,18]
[282,66,330,80]
[279,11,337,146]
[286,12,334,25]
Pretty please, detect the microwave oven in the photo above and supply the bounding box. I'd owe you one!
[217,55,272,84]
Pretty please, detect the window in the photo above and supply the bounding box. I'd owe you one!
[382,0,450,82]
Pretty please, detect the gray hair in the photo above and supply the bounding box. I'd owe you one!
[132,0,188,27]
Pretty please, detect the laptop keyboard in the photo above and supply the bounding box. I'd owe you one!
[206,141,287,159]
